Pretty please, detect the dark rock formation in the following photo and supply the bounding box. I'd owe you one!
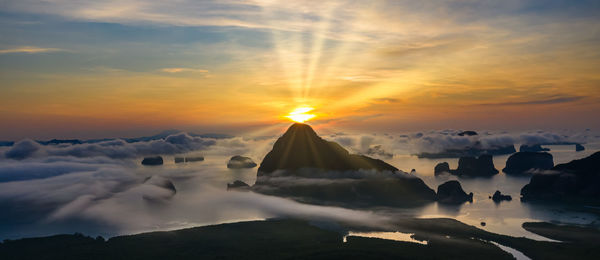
[434,155,498,177]
[186,156,204,162]
[454,155,499,177]
[258,124,398,174]
[521,152,600,204]
[175,156,205,163]
[36,139,82,145]
[491,190,512,202]
[142,156,163,166]
[436,180,473,204]
[519,144,550,152]
[458,131,478,136]
[228,156,257,169]
[532,141,585,152]
[227,180,250,191]
[253,123,437,207]
[417,145,515,159]
[0,141,14,146]
[503,152,553,175]
[366,145,393,159]
[434,162,451,176]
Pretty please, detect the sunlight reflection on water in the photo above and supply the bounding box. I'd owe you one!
[488,241,531,260]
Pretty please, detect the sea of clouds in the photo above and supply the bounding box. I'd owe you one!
[326,129,597,158]
[0,129,597,239]
[0,132,391,239]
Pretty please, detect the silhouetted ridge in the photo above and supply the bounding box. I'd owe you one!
[258,123,398,174]
[252,123,437,208]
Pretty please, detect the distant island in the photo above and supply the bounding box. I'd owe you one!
[521,151,600,204]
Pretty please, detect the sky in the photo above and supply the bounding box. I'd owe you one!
[0,0,599,140]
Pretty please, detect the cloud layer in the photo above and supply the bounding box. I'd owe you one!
[326,129,596,156]
[3,133,216,160]
[0,128,597,239]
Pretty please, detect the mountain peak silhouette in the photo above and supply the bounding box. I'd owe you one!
[251,123,437,207]
[257,123,398,175]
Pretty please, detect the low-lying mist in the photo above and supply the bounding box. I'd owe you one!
[0,129,598,240]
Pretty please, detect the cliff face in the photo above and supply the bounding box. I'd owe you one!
[437,181,473,204]
[521,152,600,204]
[503,152,554,175]
[455,155,498,176]
[257,123,398,175]
[434,155,498,178]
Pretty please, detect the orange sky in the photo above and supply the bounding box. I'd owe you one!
[1,1,599,139]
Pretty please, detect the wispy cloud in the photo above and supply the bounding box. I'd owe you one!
[159,67,209,73]
[340,75,380,82]
[1,0,599,131]
[85,66,128,73]
[476,95,584,106]
[378,34,476,57]
[0,46,62,54]
[371,98,400,104]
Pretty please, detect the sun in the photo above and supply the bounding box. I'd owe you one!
[285,106,316,123]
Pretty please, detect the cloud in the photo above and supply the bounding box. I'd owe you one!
[340,75,380,82]
[327,129,596,156]
[0,128,596,239]
[0,159,139,205]
[2,0,563,44]
[326,133,400,158]
[49,194,97,220]
[1,0,598,134]
[371,98,400,103]
[407,132,485,154]
[205,136,276,161]
[0,46,63,54]
[159,68,209,73]
[4,133,217,160]
[5,139,41,160]
[518,132,568,145]
[378,34,476,57]
[0,148,390,239]
[476,95,584,106]
[0,158,116,182]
